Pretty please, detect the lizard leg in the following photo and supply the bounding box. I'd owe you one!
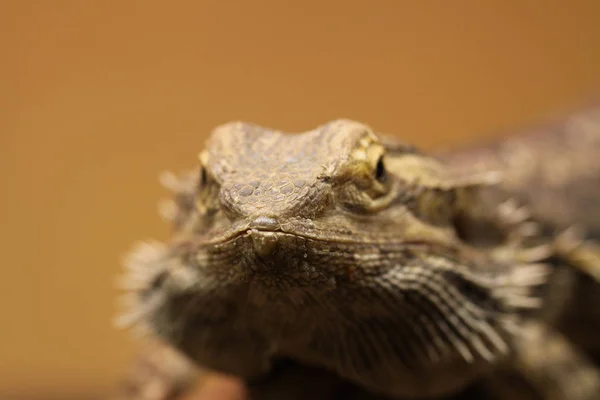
[510,320,600,400]
[549,232,600,359]
[554,228,600,285]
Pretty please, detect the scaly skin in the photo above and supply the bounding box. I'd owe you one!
[440,105,600,360]
[112,105,600,400]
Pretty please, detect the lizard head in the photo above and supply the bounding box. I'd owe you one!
[193,119,403,255]
[117,120,548,397]
[179,119,506,281]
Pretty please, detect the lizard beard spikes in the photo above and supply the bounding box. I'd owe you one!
[114,240,205,341]
[114,241,170,336]
[404,258,549,364]
[328,258,548,370]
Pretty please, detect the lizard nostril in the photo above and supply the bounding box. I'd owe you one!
[249,215,280,231]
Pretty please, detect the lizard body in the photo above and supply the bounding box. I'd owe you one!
[113,105,600,399]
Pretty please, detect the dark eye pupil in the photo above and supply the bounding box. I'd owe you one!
[375,156,386,182]
[200,167,208,186]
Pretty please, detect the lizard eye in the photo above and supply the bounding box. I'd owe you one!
[375,155,386,182]
[197,150,212,190]
[199,166,208,187]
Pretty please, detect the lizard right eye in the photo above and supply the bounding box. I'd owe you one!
[375,155,386,182]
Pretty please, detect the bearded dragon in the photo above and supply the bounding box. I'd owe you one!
[111,104,600,400]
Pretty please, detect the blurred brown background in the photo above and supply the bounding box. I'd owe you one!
[1,1,600,398]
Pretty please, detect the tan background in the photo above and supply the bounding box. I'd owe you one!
[2,1,600,398]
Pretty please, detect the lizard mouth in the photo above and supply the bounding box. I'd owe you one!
[204,224,447,248]
[189,224,451,258]
[201,215,310,244]
[199,221,316,247]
